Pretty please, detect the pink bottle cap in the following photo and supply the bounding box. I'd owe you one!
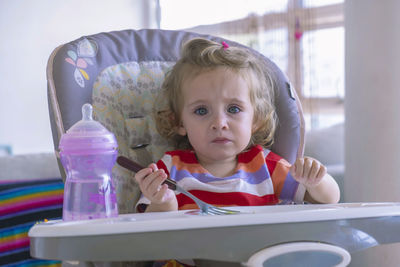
[59,103,117,153]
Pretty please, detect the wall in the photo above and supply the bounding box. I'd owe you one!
[345,0,400,266]
[0,0,154,155]
[345,0,400,203]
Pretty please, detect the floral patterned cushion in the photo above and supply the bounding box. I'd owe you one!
[92,61,175,213]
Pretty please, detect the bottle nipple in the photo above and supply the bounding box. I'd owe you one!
[82,103,93,121]
[59,103,117,152]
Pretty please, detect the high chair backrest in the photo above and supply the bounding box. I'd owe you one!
[47,29,305,213]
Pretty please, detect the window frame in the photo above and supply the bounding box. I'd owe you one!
[288,1,344,115]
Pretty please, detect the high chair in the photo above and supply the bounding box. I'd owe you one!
[32,29,400,267]
[46,29,305,214]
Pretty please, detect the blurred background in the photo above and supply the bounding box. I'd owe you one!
[0,0,344,155]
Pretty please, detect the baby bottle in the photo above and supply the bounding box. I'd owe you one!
[59,103,118,221]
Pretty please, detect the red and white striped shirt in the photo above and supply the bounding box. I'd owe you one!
[137,145,305,211]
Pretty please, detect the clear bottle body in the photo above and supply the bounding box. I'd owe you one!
[61,150,118,221]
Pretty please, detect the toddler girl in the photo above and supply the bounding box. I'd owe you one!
[135,37,340,213]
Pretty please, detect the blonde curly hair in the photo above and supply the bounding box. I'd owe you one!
[154,38,277,150]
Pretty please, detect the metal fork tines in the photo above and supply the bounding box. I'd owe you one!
[174,183,239,215]
[116,156,239,215]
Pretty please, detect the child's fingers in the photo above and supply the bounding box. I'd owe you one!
[142,170,161,193]
[146,170,168,197]
[304,159,326,187]
[316,164,327,180]
[308,159,321,180]
[148,163,158,172]
[151,184,172,203]
[134,168,153,185]
[291,157,327,188]
[135,164,159,191]
[133,164,173,205]
[302,157,313,177]
[292,158,304,178]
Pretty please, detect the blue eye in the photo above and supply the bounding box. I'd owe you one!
[228,105,241,114]
[194,107,208,115]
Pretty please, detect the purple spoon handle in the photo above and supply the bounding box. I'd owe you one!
[116,156,177,190]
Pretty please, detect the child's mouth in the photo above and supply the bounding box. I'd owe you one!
[212,138,231,144]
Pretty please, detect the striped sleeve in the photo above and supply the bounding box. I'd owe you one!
[265,151,305,202]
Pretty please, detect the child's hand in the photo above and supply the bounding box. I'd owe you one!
[134,163,177,208]
[290,157,327,188]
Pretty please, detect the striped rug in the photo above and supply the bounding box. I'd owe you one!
[0,178,63,266]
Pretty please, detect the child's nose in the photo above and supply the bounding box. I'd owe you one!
[211,113,228,130]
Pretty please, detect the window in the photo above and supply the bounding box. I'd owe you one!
[159,0,344,130]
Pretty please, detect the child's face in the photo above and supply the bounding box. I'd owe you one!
[178,67,255,165]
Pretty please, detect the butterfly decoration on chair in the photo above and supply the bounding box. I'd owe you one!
[65,39,98,88]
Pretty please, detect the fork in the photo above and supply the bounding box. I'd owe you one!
[116,156,239,215]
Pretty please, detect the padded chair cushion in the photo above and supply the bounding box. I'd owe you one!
[92,61,175,211]
[93,61,174,161]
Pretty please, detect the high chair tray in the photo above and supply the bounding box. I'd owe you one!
[29,202,400,262]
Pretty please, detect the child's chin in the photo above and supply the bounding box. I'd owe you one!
[209,152,238,161]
